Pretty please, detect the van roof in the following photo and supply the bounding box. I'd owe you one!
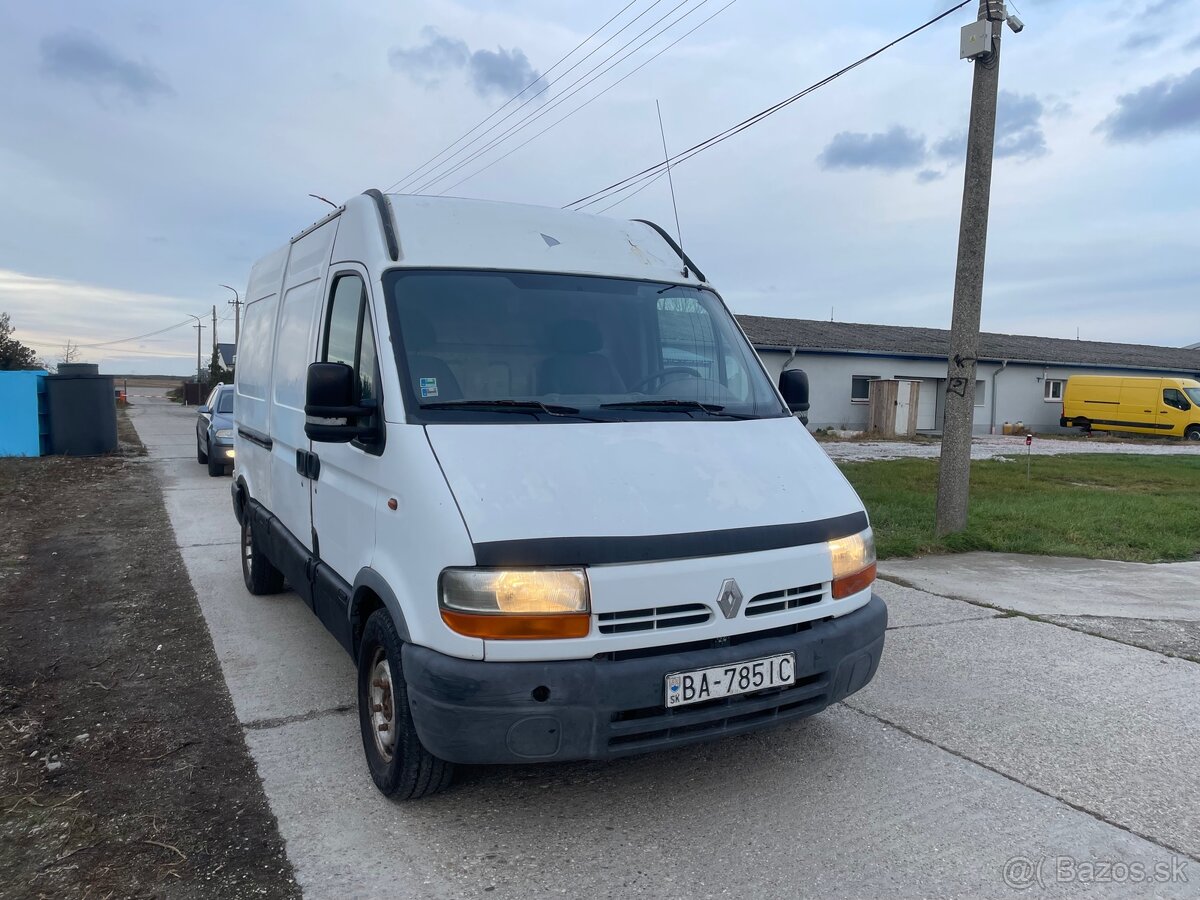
[268,192,708,289]
[385,194,705,285]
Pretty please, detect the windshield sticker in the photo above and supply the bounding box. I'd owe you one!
[419,377,439,398]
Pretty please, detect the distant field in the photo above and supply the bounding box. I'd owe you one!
[841,453,1200,562]
[111,375,185,390]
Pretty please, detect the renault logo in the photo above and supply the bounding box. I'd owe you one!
[716,578,744,619]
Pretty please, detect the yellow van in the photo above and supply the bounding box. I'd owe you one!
[1061,376,1200,440]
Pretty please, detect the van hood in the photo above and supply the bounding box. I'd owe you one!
[425,417,867,559]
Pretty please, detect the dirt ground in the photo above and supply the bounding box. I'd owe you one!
[0,414,297,899]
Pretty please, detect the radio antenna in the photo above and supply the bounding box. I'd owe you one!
[656,100,688,279]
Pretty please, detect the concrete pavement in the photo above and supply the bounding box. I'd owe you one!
[128,391,1200,899]
[881,552,1200,620]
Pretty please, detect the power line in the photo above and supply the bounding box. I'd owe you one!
[387,0,656,193]
[410,0,705,195]
[595,170,668,214]
[434,0,741,197]
[76,317,199,349]
[566,1,972,211]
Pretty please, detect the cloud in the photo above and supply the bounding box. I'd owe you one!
[1185,33,1200,53]
[1122,31,1165,52]
[1097,67,1200,142]
[823,92,1048,179]
[389,27,546,100]
[1145,0,1184,16]
[816,126,927,171]
[387,28,469,88]
[994,91,1048,159]
[39,30,173,104]
[933,131,966,162]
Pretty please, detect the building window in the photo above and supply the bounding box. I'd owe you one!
[1044,379,1065,402]
[851,375,879,402]
[975,379,985,407]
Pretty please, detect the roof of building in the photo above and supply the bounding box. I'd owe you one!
[736,315,1200,374]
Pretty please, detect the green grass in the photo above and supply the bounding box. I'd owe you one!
[840,453,1200,562]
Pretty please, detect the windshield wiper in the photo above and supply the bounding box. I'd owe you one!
[599,400,752,418]
[420,399,603,420]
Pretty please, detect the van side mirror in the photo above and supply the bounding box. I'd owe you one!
[304,362,372,443]
[779,368,810,422]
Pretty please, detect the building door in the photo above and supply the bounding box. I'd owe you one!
[916,378,938,430]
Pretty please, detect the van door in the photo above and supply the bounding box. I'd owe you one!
[309,268,385,647]
[266,223,337,599]
[1160,386,1192,436]
[1116,379,1159,434]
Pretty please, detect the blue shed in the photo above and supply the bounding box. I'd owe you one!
[0,370,50,457]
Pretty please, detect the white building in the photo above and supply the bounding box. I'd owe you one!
[738,316,1200,434]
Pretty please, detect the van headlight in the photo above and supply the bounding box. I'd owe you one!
[439,568,590,639]
[828,528,876,599]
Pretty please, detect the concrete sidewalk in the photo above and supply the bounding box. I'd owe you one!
[881,552,1200,620]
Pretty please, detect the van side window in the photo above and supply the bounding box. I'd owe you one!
[1163,388,1190,411]
[324,276,363,370]
[322,273,382,439]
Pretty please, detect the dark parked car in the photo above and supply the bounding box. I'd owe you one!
[196,383,235,476]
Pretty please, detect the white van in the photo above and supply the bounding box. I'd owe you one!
[233,190,885,799]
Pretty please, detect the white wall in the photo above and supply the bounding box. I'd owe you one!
[755,349,1197,435]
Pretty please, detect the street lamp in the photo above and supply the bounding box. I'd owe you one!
[219,284,242,346]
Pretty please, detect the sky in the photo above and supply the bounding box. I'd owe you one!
[1,0,1198,374]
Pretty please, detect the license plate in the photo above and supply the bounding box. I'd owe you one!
[664,653,795,707]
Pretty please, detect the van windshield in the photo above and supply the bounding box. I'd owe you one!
[1185,387,1200,407]
[383,270,787,422]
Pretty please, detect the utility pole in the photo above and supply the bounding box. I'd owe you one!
[220,284,242,347]
[211,304,217,350]
[935,0,1021,535]
[188,314,205,388]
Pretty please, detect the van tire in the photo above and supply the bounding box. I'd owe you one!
[357,609,454,800]
[241,516,285,595]
[1186,426,1200,441]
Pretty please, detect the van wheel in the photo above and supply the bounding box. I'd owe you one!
[357,610,454,800]
[1186,426,1200,441]
[1075,418,1091,433]
[241,516,285,595]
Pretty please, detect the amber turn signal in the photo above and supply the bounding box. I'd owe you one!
[832,562,876,600]
[440,609,591,640]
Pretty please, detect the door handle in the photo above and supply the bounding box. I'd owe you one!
[295,449,321,481]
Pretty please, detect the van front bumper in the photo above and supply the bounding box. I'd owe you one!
[403,594,886,764]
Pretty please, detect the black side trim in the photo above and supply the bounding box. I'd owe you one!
[1086,418,1173,431]
[472,511,869,567]
[243,497,355,657]
[238,426,273,449]
[363,188,399,261]
[631,219,706,283]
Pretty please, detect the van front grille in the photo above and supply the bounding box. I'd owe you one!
[598,603,712,635]
[745,582,826,617]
